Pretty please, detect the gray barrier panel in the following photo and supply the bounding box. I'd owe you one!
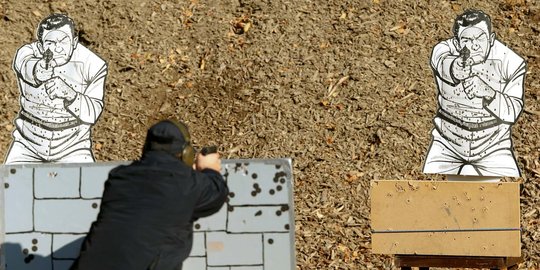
[0,159,295,270]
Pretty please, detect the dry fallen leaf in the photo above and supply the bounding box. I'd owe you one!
[95,143,103,150]
[232,15,252,35]
[320,99,330,107]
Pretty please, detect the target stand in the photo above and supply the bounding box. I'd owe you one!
[395,255,522,270]
[371,180,522,270]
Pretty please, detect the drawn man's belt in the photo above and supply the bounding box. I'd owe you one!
[437,109,499,131]
[19,110,81,131]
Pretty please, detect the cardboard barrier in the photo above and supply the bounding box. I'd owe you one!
[371,180,520,257]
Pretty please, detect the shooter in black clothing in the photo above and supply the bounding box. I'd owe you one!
[71,119,228,270]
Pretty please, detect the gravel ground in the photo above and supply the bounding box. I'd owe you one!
[0,0,538,269]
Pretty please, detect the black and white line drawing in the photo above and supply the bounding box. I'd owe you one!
[423,10,526,177]
[4,13,108,164]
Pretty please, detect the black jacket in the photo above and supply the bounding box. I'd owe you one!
[71,131,228,270]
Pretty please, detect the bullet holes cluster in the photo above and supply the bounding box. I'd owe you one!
[275,204,290,217]
[271,171,287,196]
[249,170,287,197]
[233,163,249,176]
[22,239,39,264]
[5,170,14,188]
[251,183,262,197]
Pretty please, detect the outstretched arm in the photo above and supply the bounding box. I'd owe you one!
[64,63,107,124]
[193,153,228,218]
[12,43,53,87]
[431,40,472,86]
[484,60,526,124]
[193,169,228,218]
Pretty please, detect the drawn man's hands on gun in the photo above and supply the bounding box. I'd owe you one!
[451,46,475,81]
[450,46,495,100]
[44,77,77,102]
[462,76,496,100]
[34,49,57,83]
[451,58,473,81]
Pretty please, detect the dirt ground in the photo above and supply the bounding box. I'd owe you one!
[0,0,539,269]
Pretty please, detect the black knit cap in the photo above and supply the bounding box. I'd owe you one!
[143,120,187,155]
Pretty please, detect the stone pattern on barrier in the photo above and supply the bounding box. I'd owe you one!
[0,159,295,270]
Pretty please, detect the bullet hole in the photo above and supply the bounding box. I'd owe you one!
[268,238,274,244]
[243,162,249,166]
[228,205,234,212]
[276,210,282,216]
[234,163,244,173]
[31,246,37,252]
[251,173,258,179]
[92,203,98,209]
[32,239,38,245]
[10,168,16,174]
[4,183,9,189]
[24,254,34,264]
[275,164,281,169]
[281,205,289,211]
[22,249,29,255]
[284,224,290,230]
[269,189,275,195]
[280,178,286,184]
[273,171,287,184]
[251,183,261,195]
[255,210,262,216]
[276,185,283,191]
[229,192,235,198]
[194,223,201,230]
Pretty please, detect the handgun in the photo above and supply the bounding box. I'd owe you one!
[459,46,475,99]
[200,146,218,156]
[459,46,470,67]
[43,48,53,70]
